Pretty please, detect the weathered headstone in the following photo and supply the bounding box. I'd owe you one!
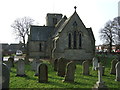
[93,63,107,89]
[2,63,10,89]
[6,57,14,71]
[92,57,98,70]
[38,63,48,83]
[54,59,58,71]
[64,61,76,83]
[102,66,105,76]
[16,59,26,77]
[8,56,14,67]
[34,60,43,76]
[31,59,38,71]
[57,58,69,77]
[82,60,90,75]
[110,59,118,75]
[115,61,120,81]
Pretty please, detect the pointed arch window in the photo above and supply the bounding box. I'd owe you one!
[39,43,42,51]
[79,33,82,48]
[73,31,77,49]
[68,33,72,49]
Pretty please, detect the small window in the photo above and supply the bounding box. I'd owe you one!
[53,18,57,25]
[79,33,82,48]
[39,43,42,52]
[73,31,77,49]
[68,33,72,49]
[73,21,77,27]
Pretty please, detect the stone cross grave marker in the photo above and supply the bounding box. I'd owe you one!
[57,58,69,77]
[34,60,43,76]
[38,63,48,83]
[92,57,98,70]
[2,63,10,89]
[54,59,58,71]
[110,59,118,75]
[93,63,107,89]
[16,59,26,77]
[115,61,120,81]
[64,61,76,83]
[82,60,90,75]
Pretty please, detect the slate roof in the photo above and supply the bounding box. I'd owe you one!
[87,28,95,42]
[30,11,95,42]
[30,25,54,41]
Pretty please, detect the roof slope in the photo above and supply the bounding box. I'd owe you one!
[30,25,54,41]
[53,11,87,38]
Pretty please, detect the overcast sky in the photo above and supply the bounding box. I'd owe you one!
[0,0,119,45]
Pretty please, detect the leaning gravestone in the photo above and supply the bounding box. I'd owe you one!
[16,59,26,77]
[93,63,107,89]
[2,63,10,89]
[110,59,118,75]
[115,61,120,81]
[54,59,58,71]
[34,60,43,76]
[82,60,90,75]
[64,61,76,83]
[38,63,48,83]
[57,58,69,77]
[92,57,98,70]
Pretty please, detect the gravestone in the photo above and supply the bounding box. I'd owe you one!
[38,63,48,83]
[93,63,107,89]
[54,59,58,71]
[57,58,69,77]
[16,59,26,77]
[5,57,14,71]
[102,66,105,76]
[115,61,120,81]
[2,63,10,89]
[64,61,76,83]
[82,60,90,75]
[110,59,118,75]
[8,56,14,67]
[92,57,98,70]
[31,59,39,71]
[34,60,43,76]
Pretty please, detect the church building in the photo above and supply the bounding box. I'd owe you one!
[28,7,95,60]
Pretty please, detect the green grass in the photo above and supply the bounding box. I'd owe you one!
[10,57,120,89]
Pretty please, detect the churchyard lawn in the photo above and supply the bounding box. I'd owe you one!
[9,56,120,89]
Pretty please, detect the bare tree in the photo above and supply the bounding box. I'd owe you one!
[112,17,120,45]
[11,17,34,50]
[100,20,116,53]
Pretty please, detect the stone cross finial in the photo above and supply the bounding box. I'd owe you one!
[74,6,77,11]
